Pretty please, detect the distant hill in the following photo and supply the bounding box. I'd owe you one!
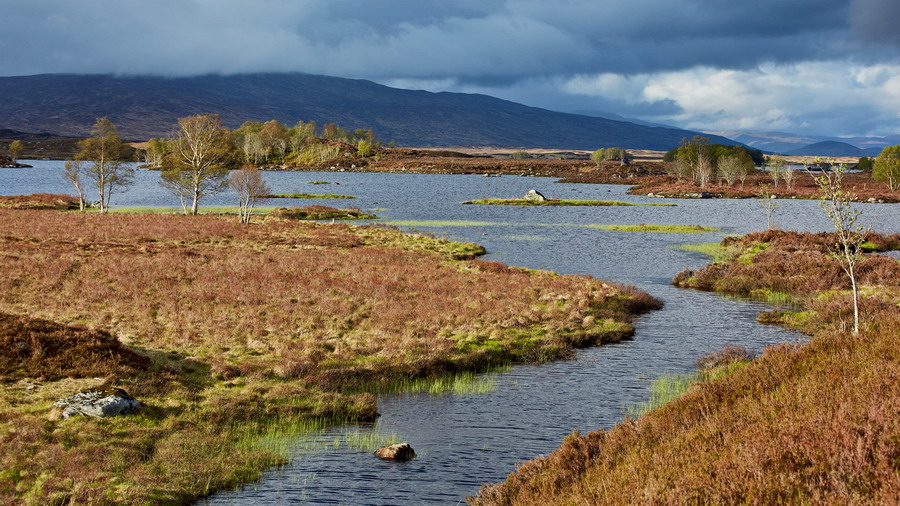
[786,141,864,157]
[712,130,899,155]
[0,73,737,150]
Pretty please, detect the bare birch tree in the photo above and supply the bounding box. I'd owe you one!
[76,118,133,213]
[757,188,778,230]
[809,164,868,335]
[161,114,233,215]
[230,165,271,224]
[63,160,87,211]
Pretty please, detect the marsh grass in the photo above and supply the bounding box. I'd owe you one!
[352,367,508,396]
[583,224,719,233]
[625,372,698,417]
[262,194,355,199]
[673,242,730,262]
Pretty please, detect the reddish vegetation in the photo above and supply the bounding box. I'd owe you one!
[473,231,900,504]
[675,230,900,295]
[0,312,152,381]
[563,169,900,202]
[0,193,80,210]
[365,149,596,176]
[0,210,657,388]
[0,209,660,504]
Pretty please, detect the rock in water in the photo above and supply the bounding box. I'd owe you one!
[52,387,140,419]
[524,189,546,202]
[374,443,417,461]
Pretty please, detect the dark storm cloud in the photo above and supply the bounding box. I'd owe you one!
[0,0,881,79]
[1,0,898,136]
[850,0,900,46]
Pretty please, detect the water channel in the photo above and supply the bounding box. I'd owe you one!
[4,163,899,504]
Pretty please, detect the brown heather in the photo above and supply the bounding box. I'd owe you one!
[0,193,80,210]
[0,209,659,504]
[473,230,900,505]
[562,168,900,202]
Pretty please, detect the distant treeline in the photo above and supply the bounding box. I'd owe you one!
[143,119,386,169]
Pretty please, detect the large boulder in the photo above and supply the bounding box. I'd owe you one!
[51,387,140,419]
[374,443,416,461]
[523,189,546,202]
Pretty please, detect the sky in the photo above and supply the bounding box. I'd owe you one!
[2,0,900,138]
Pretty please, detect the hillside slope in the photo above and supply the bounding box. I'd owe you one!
[0,73,735,149]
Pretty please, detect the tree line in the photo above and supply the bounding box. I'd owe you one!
[144,119,380,169]
[64,114,385,220]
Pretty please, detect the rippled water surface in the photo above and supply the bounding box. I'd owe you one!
[4,163,899,504]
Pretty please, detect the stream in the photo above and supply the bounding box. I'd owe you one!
[4,163,899,504]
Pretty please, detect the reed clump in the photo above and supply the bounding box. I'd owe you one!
[472,229,900,505]
[0,209,659,504]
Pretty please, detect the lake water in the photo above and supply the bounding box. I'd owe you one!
[4,162,899,504]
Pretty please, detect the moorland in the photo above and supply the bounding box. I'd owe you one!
[0,207,659,504]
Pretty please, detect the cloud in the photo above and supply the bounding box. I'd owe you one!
[850,0,900,46]
[0,0,871,78]
[0,1,898,136]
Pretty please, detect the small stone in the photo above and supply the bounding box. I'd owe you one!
[374,443,416,461]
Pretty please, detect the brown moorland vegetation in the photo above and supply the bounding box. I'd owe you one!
[0,193,80,210]
[561,168,900,202]
[473,230,900,504]
[0,209,659,504]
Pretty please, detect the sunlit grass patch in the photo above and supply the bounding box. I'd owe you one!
[359,369,506,396]
[626,372,698,417]
[673,242,730,262]
[583,224,719,233]
[261,193,355,199]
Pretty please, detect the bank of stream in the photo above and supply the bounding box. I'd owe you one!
[4,163,899,504]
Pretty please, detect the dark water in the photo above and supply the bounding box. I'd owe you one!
[4,163,899,504]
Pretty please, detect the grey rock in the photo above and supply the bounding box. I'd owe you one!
[523,189,547,202]
[374,443,416,461]
[53,388,140,419]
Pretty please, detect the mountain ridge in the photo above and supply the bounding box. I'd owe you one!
[0,73,736,150]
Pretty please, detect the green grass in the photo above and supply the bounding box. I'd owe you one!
[582,224,719,233]
[626,372,699,417]
[674,242,730,261]
[260,193,355,199]
[463,199,675,206]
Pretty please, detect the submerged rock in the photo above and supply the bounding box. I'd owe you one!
[51,387,140,419]
[374,443,417,461]
[524,189,546,202]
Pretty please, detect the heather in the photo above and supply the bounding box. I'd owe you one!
[0,193,80,210]
[564,168,900,202]
[0,209,659,504]
[271,204,379,220]
[473,230,900,504]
